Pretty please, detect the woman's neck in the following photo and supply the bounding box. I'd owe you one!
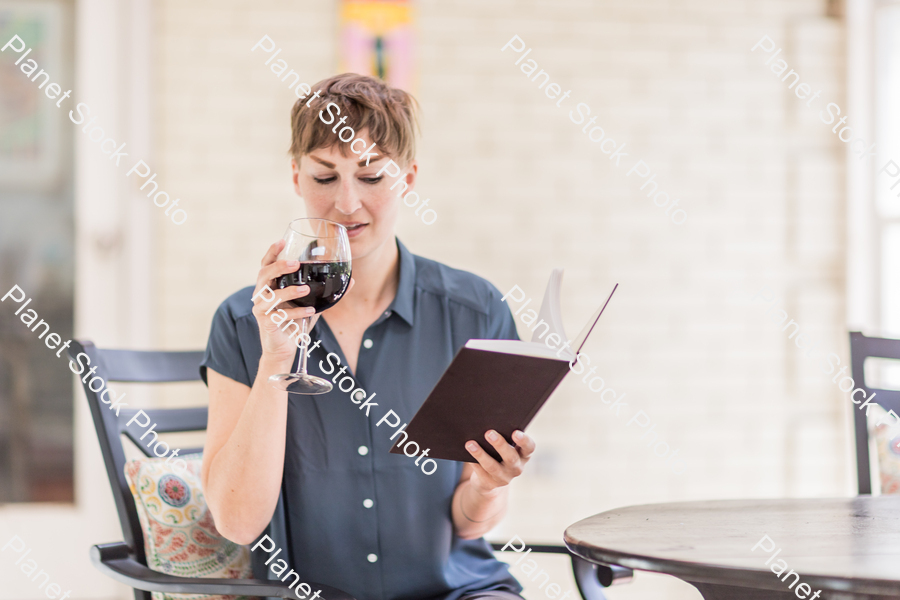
[330,236,400,318]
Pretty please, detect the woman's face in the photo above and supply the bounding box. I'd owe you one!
[292,134,416,262]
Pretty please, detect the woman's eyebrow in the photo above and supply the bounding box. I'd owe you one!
[308,155,382,169]
[308,155,335,168]
[359,157,388,168]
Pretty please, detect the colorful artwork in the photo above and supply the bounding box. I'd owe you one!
[0,1,62,189]
[339,0,415,91]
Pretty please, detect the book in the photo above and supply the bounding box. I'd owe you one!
[390,270,618,463]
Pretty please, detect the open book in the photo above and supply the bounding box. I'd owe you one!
[389,270,618,463]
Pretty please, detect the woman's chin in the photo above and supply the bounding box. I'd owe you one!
[348,231,369,257]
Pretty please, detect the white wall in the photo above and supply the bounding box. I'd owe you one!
[2,2,859,600]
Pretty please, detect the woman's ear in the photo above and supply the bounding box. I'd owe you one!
[403,160,418,190]
[291,157,302,195]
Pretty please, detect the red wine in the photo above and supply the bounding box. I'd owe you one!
[276,261,351,313]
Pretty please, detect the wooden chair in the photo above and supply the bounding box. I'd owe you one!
[849,332,900,494]
[71,339,351,600]
[73,339,631,600]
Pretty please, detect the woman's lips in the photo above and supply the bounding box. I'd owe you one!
[344,223,367,238]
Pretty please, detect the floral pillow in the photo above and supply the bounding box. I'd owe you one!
[124,453,254,600]
[869,407,900,495]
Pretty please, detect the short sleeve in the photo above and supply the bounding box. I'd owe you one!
[484,285,521,342]
[200,295,253,387]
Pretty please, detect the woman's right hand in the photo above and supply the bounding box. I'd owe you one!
[252,239,318,361]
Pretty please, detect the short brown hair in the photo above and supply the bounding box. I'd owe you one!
[289,73,420,166]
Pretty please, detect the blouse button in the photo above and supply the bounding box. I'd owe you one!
[358,445,369,456]
[363,498,374,508]
[363,338,374,349]
[367,553,378,563]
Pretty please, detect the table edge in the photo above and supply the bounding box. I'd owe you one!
[563,530,900,596]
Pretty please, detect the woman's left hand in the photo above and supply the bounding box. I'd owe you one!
[465,430,535,494]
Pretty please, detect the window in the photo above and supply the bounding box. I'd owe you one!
[0,1,74,503]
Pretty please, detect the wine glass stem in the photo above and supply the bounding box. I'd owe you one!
[297,316,311,375]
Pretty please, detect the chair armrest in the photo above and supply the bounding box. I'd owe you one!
[489,541,634,595]
[92,542,357,600]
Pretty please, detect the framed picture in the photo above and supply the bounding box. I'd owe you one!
[0,0,63,190]
[339,0,415,92]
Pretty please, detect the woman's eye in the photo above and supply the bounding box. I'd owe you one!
[313,176,336,184]
[360,176,383,184]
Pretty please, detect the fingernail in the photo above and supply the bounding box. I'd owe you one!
[466,442,479,452]
[305,307,316,314]
[512,431,522,441]
[287,260,299,267]
[487,431,498,441]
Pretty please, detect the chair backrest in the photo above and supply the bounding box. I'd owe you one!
[68,340,208,574]
[848,332,900,494]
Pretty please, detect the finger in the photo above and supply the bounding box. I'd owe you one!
[271,285,311,305]
[284,314,320,343]
[281,306,317,321]
[258,259,302,285]
[484,430,520,466]
[347,277,356,294]
[512,430,536,460]
[468,462,491,487]
[280,312,320,331]
[255,263,298,298]
[465,440,503,478]
[256,304,316,327]
[252,285,310,308]
[260,239,286,267]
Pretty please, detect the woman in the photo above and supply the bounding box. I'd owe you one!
[200,73,535,600]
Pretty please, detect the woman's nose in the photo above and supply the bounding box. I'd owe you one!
[334,180,362,215]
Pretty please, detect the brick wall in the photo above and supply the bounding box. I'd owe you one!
[154,1,848,598]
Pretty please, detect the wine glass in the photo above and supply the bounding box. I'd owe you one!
[268,218,352,395]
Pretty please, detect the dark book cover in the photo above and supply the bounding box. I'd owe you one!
[389,347,572,463]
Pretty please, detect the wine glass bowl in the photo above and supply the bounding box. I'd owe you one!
[269,218,351,395]
[276,262,351,312]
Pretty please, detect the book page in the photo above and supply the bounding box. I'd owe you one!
[572,283,619,352]
[470,270,615,362]
[531,268,567,344]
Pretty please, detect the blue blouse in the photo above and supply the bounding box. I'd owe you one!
[201,239,522,600]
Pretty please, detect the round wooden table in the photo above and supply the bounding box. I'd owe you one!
[564,496,900,600]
